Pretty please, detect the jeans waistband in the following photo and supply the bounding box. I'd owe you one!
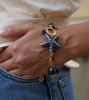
[0,65,70,83]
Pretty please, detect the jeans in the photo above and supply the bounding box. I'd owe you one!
[0,66,75,100]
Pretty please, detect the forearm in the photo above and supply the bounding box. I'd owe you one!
[56,22,89,64]
[0,22,89,69]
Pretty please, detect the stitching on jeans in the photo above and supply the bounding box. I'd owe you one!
[0,68,39,83]
[59,80,67,100]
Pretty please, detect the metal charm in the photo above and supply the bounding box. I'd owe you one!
[41,23,61,86]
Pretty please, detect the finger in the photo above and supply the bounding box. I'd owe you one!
[23,74,44,79]
[0,23,36,38]
[0,47,12,63]
[23,75,32,78]
[9,68,24,76]
[0,58,16,71]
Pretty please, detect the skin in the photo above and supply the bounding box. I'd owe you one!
[0,22,89,78]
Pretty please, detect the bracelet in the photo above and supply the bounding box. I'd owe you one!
[41,23,61,86]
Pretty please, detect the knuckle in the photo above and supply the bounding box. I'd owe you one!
[11,44,19,52]
[16,57,23,64]
[16,56,26,65]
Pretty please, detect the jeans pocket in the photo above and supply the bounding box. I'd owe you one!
[0,67,40,83]
[58,73,75,100]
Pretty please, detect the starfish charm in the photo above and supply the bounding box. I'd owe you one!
[41,32,61,52]
[41,23,61,86]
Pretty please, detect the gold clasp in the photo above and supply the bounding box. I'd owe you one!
[46,27,56,37]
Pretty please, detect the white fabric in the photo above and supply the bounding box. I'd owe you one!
[0,0,81,68]
[0,0,81,44]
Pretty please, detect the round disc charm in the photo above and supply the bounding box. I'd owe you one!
[46,27,56,37]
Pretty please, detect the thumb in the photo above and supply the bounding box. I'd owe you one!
[0,23,35,38]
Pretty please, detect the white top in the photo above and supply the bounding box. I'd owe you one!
[0,0,81,68]
[0,0,81,44]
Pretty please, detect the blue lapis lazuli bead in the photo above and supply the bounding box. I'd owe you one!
[48,66,57,75]
[42,29,47,34]
[48,23,55,27]
[48,23,55,29]
[49,81,55,86]
[53,66,59,74]
[52,66,57,72]
[48,68,53,75]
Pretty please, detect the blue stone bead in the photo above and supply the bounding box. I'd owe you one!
[48,67,54,75]
[49,81,55,86]
[52,66,57,72]
[48,23,55,29]
[48,66,57,75]
[48,68,52,74]
[53,66,59,74]
[42,29,46,34]
[48,65,59,75]
[48,23,55,27]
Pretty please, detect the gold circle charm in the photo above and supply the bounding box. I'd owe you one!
[46,27,56,37]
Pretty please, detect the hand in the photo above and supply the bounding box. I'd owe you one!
[0,23,50,78]
[0,22,89,78]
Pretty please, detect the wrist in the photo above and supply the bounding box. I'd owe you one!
[57,27,80,59]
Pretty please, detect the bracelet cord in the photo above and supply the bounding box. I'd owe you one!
[41,23,61,86]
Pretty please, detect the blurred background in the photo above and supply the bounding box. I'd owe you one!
[70,0,89,100]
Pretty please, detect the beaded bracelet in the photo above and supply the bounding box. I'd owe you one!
[41,23,61,86]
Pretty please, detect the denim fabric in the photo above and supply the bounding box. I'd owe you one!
[0,66,75,100]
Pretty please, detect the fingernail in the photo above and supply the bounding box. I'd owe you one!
[0,29,5,34]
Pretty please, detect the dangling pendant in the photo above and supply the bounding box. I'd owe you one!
[49,74,56,86]
[48,65,59,86]
[41,23,61,86]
